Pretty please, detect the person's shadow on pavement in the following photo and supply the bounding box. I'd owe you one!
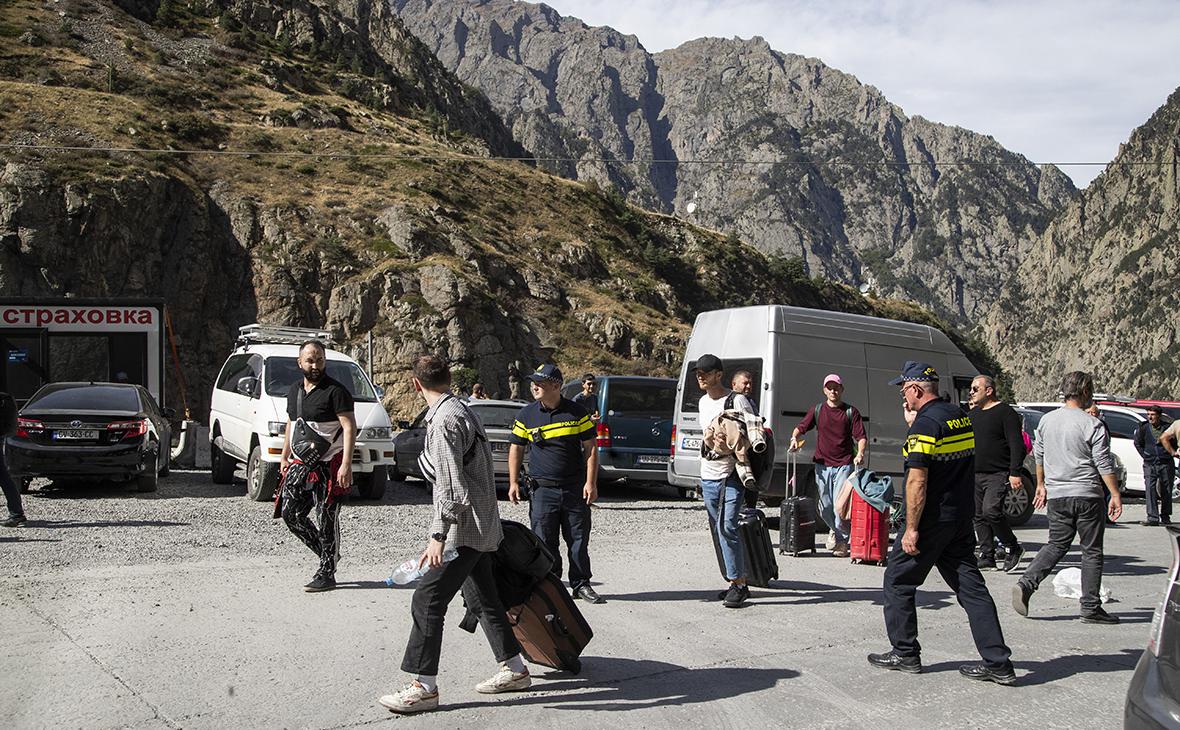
[922,648,1144,686]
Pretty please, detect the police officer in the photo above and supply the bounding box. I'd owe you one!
[868,361,1015,685]
[507,364,604,604]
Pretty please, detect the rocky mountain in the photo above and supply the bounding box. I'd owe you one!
[391,0,1078,326]
[984,88,1180,399]
[0,0,995,418]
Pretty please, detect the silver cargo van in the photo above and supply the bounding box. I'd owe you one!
[668,306,978,506]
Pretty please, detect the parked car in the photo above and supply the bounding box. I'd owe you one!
[391,398,528,486]
[208,325,395,502]
[1124,523,1180,728]
[5,382,173,492]
[561,376,678,494]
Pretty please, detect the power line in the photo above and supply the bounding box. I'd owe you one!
[0,142,1166,168]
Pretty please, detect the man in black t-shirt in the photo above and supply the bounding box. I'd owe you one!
[279,340,357,592]
[968,375,1026,572]
[868,362,1014,686]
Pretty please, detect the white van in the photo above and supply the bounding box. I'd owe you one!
[208,325,395,502]
[667,305,979,506]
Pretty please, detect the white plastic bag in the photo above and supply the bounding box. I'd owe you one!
[1051,567,1113,603]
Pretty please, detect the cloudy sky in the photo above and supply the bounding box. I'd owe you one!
[554,0,1180,188]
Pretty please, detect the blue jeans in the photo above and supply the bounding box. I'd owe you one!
[702,475,745,581]
[815,464,853,544]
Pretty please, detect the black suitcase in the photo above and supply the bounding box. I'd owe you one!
[707,495,779,588]
[780,450,817,556]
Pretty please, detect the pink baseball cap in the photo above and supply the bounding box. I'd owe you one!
[823,373,843,386]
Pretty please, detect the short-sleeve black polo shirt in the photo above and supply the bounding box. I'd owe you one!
[903,398,975,527]
[509,397,595,485]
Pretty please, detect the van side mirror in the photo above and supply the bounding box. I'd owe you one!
[375,385,385,399]
[236,377,258,397]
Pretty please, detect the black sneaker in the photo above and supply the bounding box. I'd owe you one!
[976,556,997,571]
[1081,608,1120,625]
[304,574,336,592]
[1012,583,1033,617]
[2,514,27,528]
[867,651,922,674]
[1002,545,1025,573]
[575,585,606,604]
[1163,517,1173,525]
[959,663,1016,686]
[722,584,749,608]
[716,588,730,601]
[1140,519,1161,526]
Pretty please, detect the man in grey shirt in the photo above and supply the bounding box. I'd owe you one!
[1012,371,1123,624]
[380,355,532,714]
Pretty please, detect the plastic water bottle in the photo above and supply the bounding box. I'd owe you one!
[386,547,459,586]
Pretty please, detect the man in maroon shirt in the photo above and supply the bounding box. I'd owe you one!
[790,374,868,557]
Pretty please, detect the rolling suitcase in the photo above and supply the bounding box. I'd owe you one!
[849,489,890,565]
[780,449,817,556]
[506,573,593,674]
[707,489,779,587]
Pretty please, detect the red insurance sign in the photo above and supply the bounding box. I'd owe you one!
[0,305,158,331]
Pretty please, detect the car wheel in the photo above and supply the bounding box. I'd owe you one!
[211,439,236,484]
[246,446,280,502]
[135,469,158,493]
[1005,475,1036,527]
[355,466,388,501]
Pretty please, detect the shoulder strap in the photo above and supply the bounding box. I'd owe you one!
[725,392,735,410]
[442,394,487,464]
[814,403,821,423]
[297,385,305,419]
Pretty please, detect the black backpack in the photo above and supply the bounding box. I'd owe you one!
[0,392,16,437]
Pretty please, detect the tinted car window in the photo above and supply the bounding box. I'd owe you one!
[679,359,763,413]
[1016,409,1043,440]
[469,404,522,429]
[263,357,378,402]
[1102,411,1141,439]
[27,385,141,411]
[607,381,676,418]
[216,354,253,392]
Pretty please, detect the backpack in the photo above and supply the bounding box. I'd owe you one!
[0,392,16,437]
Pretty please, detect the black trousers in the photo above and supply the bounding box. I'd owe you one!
[281,465,341,577]
[401,547,522,676]
[973,472,1019,556]
[1145,461,1174,521]
[883,518,1012,669]
[1019,496,1106,613]
[0,447,24,518]
[530,485,592,591]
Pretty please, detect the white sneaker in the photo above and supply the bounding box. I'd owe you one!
[475,665,532,694]
[825,532,837,551]
[378,682,439,713]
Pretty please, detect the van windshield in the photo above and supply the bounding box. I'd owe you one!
[264,357,379,402]
[679,359,764,413]
[607,380,676,418]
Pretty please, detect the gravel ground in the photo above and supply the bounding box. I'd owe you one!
[4,470,704,577]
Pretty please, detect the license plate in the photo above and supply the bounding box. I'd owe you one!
[681,437,702,450]
[490,442,509,453]
[636,454,669,464]
[54,429,99,440]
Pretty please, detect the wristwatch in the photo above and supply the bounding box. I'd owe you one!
[430,532,447,543]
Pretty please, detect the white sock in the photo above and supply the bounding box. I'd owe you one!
[505,654,526,674]
[415,675,437,693]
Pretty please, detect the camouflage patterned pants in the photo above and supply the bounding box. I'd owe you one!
[281,459,342,578]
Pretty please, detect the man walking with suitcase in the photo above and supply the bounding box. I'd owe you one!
[967,375,1026,572]
[789,374,867,558]
[380,355,532,714]
[870,361,1015,685]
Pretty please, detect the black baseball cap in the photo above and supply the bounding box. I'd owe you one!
[694,354,724,373]
[527,363,563,384]
[888,360,939,385]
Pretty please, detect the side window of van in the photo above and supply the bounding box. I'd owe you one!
[216,354,253,393]
[1102,412,1140,439]
[680,359,763,413]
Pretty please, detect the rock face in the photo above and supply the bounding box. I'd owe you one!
[391,0,1077,325]
[983,88,1180,399]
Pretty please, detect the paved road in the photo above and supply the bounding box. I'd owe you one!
[0,471,1169,728]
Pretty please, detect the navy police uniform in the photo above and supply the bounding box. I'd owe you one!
[510,365,597,592]
[883,362,1012,670]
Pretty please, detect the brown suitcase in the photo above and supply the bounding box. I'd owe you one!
[506,574,593,674]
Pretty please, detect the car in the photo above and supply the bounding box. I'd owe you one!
[208,325,395,502]
[1124,522,1180,728]
[391,398,528,486]
[5,382,173,492]
[560,376,678,494]
[1015,406,1128,496]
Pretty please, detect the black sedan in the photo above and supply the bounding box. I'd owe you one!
[5,383,174,493]
[1125,523,1180,728]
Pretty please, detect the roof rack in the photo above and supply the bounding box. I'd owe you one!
[237,323,336,347]
[1094,392,1134,404]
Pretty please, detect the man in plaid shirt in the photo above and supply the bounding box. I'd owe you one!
[380,355,532,714]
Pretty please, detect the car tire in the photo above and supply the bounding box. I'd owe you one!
[135,469,158,493]
[1005,474,1036,527]
[246,446,280,502]
[355,466,388,501]
[211,439,236,484]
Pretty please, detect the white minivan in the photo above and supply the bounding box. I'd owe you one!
[208,325,395,502]
[668,305,980,507]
